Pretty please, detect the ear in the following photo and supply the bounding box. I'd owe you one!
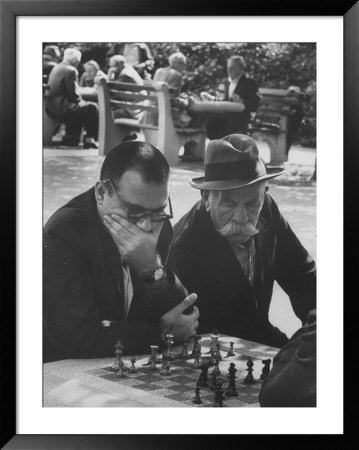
[265,185,269,192]
[201,190,210,211]
[94,181,105,205]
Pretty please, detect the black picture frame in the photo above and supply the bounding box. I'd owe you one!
[1,0,356,447]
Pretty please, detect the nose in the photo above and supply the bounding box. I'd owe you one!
[233,204,247,225]
[136,216,152,232]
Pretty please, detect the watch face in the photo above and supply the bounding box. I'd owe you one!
[154,267,164,281]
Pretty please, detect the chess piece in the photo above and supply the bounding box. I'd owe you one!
[204,333,218,355]
[210,371,219,391]
[243,357,255,384]
[128,356,137,373]
[192,385,203,405]
[260,359,271,380]
[116,361,125,378]
[211,356,221,376]
[225,363,238,397]
[190,335,202,357]
[180,337,190,359]
[225,341,235,357]
[213,381,225,407]
[143,344,160,367]
[112,339,124,370]
[160,354,172,375]
[164,334,175,361]
[216,342,223,361]
[197,363,209,388]
[192,347,202,368]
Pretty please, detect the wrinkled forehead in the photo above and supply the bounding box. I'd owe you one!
[210,183,266,202]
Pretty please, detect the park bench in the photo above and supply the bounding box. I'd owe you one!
[248,88,302,164]
[97,78,206,165]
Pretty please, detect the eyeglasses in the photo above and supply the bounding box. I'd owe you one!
[102,178,173,223]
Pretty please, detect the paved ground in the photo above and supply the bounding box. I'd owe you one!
[43,142,316,339]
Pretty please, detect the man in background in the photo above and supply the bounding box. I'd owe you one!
[46,47,99,148]
[202,55,261,139]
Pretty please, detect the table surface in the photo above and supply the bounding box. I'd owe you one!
[43,334,278,408]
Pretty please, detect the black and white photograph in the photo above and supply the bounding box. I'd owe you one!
[5,9,349,444]
[42,41,317,409]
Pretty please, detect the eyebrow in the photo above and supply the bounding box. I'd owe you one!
[123,201,167,213]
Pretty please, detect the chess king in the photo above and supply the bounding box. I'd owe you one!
[43,141,199,362]
[172,134,316,348]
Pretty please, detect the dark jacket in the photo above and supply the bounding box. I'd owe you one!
[43,188,187,362]
[172,194,316,348]
[224,73,261,131]
[206,73,260,139]
[46,61,84,119]
[259,309,316,407]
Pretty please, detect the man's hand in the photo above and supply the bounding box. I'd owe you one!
[200,91,215,101]
[103,212,162,277]
[160,293,199,343]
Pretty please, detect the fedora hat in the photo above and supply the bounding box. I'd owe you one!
[190,134,285,190]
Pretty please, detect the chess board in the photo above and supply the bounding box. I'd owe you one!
[86,336,279,407]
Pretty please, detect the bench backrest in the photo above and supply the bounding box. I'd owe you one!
[254,87,301,129]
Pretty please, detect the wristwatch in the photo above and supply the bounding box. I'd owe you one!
[141,265,165,283]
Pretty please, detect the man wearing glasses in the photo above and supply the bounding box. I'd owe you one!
[43,141,199,362]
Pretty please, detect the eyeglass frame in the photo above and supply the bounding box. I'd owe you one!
[101,178,173,223]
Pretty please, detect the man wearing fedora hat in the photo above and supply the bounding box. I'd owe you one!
[172,134,316,348]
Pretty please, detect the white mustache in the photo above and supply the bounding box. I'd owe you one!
[217,220,259,238]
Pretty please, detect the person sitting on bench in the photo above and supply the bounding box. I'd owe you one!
[46,47,99,149]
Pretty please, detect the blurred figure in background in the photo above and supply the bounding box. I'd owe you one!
[46,47,99,148]
[106,43,155,80]
[79,60,107,88]
[153,51,187,94]
[43,45,61,84]
[202,55,261,139]
[107,55,145,141]
[152,51,193,128]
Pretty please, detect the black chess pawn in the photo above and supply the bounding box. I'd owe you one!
[192,385,203,405]
[243,358,255,384]
[197,364,209,388]
[247,356,254,370]
[225,341,235,357]
[260,359,271,380]
[213,381,225,407]
[225,363,238,397]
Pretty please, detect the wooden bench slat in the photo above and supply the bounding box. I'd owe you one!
[110,100,158,113]
[110,90,157,102]
[114,118,158,131]
[107,81,155,92]
[108,81,178,95]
